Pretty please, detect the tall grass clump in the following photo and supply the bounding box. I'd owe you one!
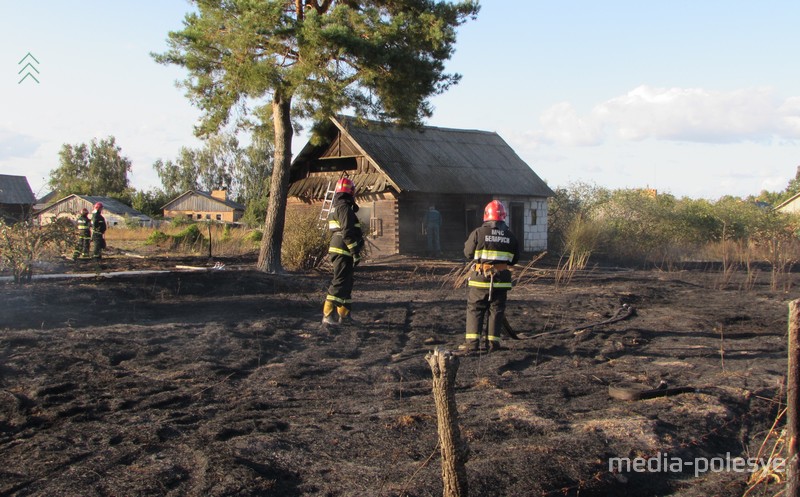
[281,209,330,271]
[555,214,601,285]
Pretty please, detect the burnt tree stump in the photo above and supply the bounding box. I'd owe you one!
[426,348,469,497]
[788,300,800,497]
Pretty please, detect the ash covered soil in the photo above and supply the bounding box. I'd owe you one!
[0,254,794,497]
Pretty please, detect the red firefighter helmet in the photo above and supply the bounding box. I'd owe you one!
[94,202,103,211]
[335,177,355,195]
[483,200,506,222]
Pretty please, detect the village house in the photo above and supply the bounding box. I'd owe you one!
[0,174,36,223]
[162,190,245,223]
[287,116,554,257]
[36,194,153,227]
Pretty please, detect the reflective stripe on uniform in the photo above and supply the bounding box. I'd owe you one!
[326,294,352,304]
[328,247,352,257]
[468,280,512,289]
[473,250,515,262]
[465,333,481,340]
[329,220,362,230]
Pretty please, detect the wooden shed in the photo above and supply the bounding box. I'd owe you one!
[0,174,36,222]
[288,116,555,257]
[36,195,153,227]
[162,190,245,223]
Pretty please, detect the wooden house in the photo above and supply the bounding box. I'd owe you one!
[162,190,245,223]
[36,195,154,227]
[288,116,555,257]
[0,174,36,222]
[775,192,800,215]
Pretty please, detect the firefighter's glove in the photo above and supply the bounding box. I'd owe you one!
[353,253,361,267]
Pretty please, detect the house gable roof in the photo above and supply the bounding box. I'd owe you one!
[162,191,245,211]
[291,116,555,198]
[0,174,36,205]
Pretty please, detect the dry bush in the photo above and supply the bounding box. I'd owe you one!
[0,218,74,283]
[280,209,331,271]
[556,214,601,286]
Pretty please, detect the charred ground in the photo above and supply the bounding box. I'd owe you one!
[0,255,793,497]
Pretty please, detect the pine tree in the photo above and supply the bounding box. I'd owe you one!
[153,0,479,272]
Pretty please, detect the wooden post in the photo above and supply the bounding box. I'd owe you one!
[426,348,469,497]
[788,301,800,497]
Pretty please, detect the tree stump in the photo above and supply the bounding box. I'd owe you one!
[787,300,800,497]
[426,348,469,497]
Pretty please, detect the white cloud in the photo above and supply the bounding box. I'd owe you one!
[534,85,800,146]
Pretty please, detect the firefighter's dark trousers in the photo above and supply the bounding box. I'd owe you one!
[92,234,105,259]
[73,235,91,259]
[325,253,354,314]
[465,286,507,347]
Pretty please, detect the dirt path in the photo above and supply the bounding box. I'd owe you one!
[0,256,793,496]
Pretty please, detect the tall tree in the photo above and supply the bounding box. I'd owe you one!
[153,0,479,272]
[49,136,132,197]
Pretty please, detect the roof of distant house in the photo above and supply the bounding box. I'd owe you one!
[0,174,36,205]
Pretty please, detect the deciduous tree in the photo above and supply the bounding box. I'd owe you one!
[153,0,479,272]
[49,137,132,198]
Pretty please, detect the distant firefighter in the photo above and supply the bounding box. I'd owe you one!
[72,208,91,260]
[91,202,107,260]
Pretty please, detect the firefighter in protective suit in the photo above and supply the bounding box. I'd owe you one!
[72,208,92,260]
[461,200,519,352]
[322,177,364,326]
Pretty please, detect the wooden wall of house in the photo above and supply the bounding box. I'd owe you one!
[397,193,492,254]
[286,192,400,258]
[164,209,239,223]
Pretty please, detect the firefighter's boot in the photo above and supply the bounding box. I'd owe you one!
[337,306,354,325]
[322,300,339,326]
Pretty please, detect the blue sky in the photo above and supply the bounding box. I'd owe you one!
[1,1,798,200]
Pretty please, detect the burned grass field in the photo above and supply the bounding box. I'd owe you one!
[0,256,793,497]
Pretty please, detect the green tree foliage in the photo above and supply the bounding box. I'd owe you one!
[153,0,479,272]
[154,132,273,204]
[129,188,174,219]
[48,136,132,197]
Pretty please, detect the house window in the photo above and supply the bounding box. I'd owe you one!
[186,214,192,220]
[216,214,222,221]
[530,208,537,225]
[196,214,202,219]
[206,214,211,220]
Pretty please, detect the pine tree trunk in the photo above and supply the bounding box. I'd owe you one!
[426,349,469,497]
[257,93,293,273]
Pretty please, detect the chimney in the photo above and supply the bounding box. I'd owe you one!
[211,189,227,201]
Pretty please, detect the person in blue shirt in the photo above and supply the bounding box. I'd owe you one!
[423,204,442,257]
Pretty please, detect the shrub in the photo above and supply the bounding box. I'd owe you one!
[246,229,263,243]
[172,224,205,251]
[0,218,74,283]
[145,230,170,246]
[281,209,330,271]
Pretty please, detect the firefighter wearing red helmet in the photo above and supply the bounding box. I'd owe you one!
[91,202,107,260]
[461,200,519,353]
[322,177,364,326]
[72,208,92,260]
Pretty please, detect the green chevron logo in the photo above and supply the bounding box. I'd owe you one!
[18,52,40,84]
